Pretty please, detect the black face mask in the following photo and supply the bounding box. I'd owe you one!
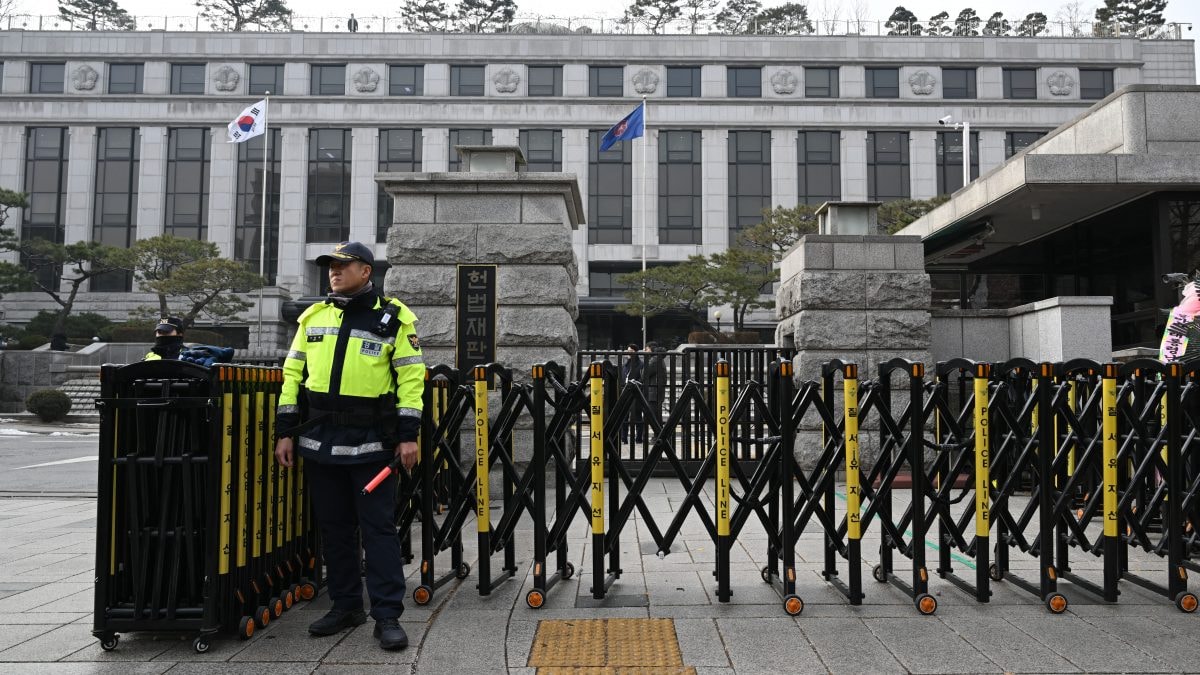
[152,334,184,358]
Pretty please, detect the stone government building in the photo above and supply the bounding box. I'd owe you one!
[0,28,1194,350]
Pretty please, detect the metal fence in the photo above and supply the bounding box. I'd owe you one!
[5,14,1192,39]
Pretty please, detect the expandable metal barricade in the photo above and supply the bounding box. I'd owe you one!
[93,361,320,653]
[399,356,1200,618]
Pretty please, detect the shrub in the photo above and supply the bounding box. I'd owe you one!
[26,311,114,342]
[17,333,48,350]
[109,323,156,343]
[186,329,226,347]
[687,331,716,345]
[26,389,73,422]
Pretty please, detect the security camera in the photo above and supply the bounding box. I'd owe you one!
[937,115,953,126]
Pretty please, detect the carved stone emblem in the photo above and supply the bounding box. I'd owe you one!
[492,67,520,93]
[770,69,798,95]
[71,65,98,91]
[353,67,380,93]
[213,66,240,92]
[1047,70,1075,96]
[908,70,936,95]
[631,69,659,94]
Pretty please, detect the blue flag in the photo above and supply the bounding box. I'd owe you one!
[599,103,645,152]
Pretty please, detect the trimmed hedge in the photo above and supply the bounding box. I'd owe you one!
[26,389,72,422]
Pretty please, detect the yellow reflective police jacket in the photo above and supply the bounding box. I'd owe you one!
[277,292,423,464]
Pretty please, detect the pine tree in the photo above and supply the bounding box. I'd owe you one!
[402,0,449,31]
[680,0,718,33]
[1014,11,1048,36]
[885,6,921,35]
[927,10,951,35]
[713,0,761,33]
[752,2,813,34]
[952,8,981,36]
[58,0,135,30]
[1095,0,1168,36]
[982,11,1010,35]
[623,0,682,34]
[453,0,517,32]
[195,0,293,31]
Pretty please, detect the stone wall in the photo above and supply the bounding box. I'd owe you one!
[931,296,1113,364]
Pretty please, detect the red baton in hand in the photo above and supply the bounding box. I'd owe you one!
[361,456,404,495]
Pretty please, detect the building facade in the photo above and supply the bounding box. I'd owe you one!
[0,30,1194,349]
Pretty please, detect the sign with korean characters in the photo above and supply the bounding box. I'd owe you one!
[456,264,498,373]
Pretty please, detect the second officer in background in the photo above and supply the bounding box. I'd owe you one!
[273,241,422,651]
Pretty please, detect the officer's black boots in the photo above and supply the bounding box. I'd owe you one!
[308,608,367,636]
[374,618,409,650]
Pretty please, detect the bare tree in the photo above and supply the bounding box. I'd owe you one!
[0,0,19,23]
[810,0,843,33]
[1055,1,1093,36]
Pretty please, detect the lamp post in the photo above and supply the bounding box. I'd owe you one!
[714,309,722,334]
[938,115,972,190]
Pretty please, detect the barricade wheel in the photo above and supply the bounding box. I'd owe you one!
[988,563,1003,581]
[289,583,299,599]
[1044,592,1068,614]
[872,565,887,583]
[239,616,255,640]
[271,597,284,618]
[298,582,316,601]
[413,585,433,605]
[783,594,804,616]
[193,637,210,653]
[98,634,118,651]
[916,593,938,615]
[256,606,271,629]
[1175,591,1198,613]
[526,589,545,609]
[455,563,471,580]
[761,566,772,583]
[283,591,294,610]
[562,563,575,580]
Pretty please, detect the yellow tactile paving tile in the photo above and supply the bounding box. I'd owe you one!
[529,618,690,673]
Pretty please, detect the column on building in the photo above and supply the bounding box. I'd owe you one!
[562,128,590,296]
[562,65,588,98]
[700,65,726,98]
[143,62,168,95]
[977,67,1003,99]
[0,126,24,265]
[840,129,867,202]
[771,129,799,209]
[349,127,378,246]
[207,126,237,257]
[282,63,308,96]
[978,130,1006,174]
[840,66,866,98]
[423,128,449,172]
[492,128,519,147]
[700,128,728,254]
[1,62,27,94]
[910,130,937,200]
[633,128,659,251]
[276,127,308,293]
[135,127,167,241]
[62,126,96,246]
[424,64,450,97]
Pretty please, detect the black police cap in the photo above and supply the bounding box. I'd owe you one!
[316,241,375,267]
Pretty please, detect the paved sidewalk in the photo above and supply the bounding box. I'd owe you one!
[2,481,1200,674]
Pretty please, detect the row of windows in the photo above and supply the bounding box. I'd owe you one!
[18,62,1118,101]
[22,125,1047,288]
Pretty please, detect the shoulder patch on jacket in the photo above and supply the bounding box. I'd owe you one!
[407,333,420,351]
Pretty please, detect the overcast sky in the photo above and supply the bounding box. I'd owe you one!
[13,0,1199,78]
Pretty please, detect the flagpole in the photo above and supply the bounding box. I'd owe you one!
[640,96,647,349]
[257,93,269,349]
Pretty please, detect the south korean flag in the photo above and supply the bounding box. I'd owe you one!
[226,100,267,143]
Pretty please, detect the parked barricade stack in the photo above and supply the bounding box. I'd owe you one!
[93,361,320,653]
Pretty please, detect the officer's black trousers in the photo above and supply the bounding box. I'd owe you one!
[309,458,405,620]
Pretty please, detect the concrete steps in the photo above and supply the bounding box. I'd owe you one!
[59,378,102,416]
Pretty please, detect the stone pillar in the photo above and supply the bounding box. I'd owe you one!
[563,128,590,296]
[207,126,237,257]
[492,128,519,147]
[63,127,96,245]
[840,130,868,201]
[380,146,583,378]
[282,63,308,96]
[701,128,728,254]
[634,129,659,250]
[423,128,449,172]
[276,127,309,294]
[2,60,27,94]
[143,62,169,95]
[0,126,24,265]
[771,129,798,208]
[978,130,1006,174]
[349,127,378,245]
[775,234,931,466]
[910,130,937,199]
[701,65,725,98]
[135,127,167,240]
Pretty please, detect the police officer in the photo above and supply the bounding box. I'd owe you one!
[273,241,422,651]
[143,316,186,360]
